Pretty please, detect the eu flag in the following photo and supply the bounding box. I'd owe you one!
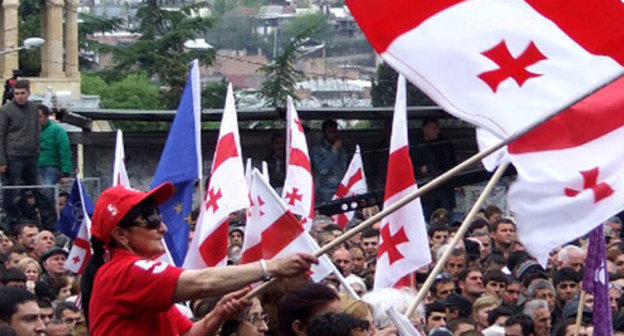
[152,60,202,266]
[57,180,94,239]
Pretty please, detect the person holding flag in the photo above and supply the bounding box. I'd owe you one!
[81,182,317,335]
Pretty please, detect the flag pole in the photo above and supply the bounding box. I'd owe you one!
[246,71,624,300]
[574,290,587,336]
[405,161,509,317]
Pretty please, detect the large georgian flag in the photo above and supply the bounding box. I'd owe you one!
[346,0,624,139]
[507,77,624,265]
[331,145,368,229]
[242,170,334,282]
[282,97,314,230]
[184,84,249,269]
[375,76,431,290]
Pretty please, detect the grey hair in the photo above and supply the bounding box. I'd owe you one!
[362,287,416,329]
[522,299,549,320]
[527,279,555,299]
[557,245,583,264]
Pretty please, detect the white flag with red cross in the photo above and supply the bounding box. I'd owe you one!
[331,145,368,229]
[374,76,431,290]
[346,0,624,140]
[242,170,334,282]
[507,77,624,266]
[282,97,314,230]
[65,178,92,274]
[184,83,249,269]
[113,130,130,187]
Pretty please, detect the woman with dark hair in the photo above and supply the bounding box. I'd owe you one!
[277,282,341,336]
[81,183,317,336]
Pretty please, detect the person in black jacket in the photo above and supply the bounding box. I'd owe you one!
[412,117,457,221]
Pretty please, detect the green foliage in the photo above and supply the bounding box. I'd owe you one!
[202,80,228,109]
[17,0,41,76]
[81,72,169,131]
[279,13,333,47]
[78,14,123,69]
[259,26,318,108]
[371,63,435,107]
[82,72,161,109]
[112,0,214,108]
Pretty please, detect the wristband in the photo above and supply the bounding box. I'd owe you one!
[259,259,272,281]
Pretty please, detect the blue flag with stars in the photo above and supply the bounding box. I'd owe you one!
[57,179,94,239]
[152,60,202,266]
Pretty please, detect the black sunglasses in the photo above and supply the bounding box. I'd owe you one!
[134,213,163,230]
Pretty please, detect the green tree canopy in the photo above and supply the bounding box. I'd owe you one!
[82,72,161,110]
[112,1,214,108]
[371,63,435,107]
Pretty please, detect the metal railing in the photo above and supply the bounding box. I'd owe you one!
[0,177,100,233]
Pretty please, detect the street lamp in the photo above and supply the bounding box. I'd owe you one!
[0,37,45,55]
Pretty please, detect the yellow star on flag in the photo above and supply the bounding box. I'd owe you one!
[174,203,183,215]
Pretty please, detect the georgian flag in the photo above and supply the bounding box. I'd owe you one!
[282,97,314,230]
[65,178,92,274]
[375,76,431,289]
[507,78,624,265]
[348,0,624,267]
[184,84,249,269]
[346,0,624,139]
[331,145,368,228]
[242,170,334,282]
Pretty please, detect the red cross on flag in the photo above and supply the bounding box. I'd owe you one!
[282,97,314,230]
[184,84,249,269]
[242,170,335,282]
[375,76,431,290]
[346,0,624,139]
[331,145,368,228]
[507,76,624,266]
[65,178,92,275]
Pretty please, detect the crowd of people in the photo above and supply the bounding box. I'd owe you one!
[3,180,624,336]
[1,81,623,336]
[0,78,72,234]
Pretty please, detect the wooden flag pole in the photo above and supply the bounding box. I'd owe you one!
[574,290,587,336]
[245,69,624,300]
[405,162,509,317]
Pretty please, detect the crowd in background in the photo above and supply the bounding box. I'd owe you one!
[1,82,624,336]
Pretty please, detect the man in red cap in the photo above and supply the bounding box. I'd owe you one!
[82,182,318,336]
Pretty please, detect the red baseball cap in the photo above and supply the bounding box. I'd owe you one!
[91,182,174,245]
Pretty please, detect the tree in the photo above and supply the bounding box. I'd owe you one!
[280,13,333,44]
[371,63,435,107]
[78,14,123,70]
[17,0,41,75]
[112,0,214,108]
[82,72,167,131]
[202,80,228,109]
[259,27,316,108]
[82,72,161,110]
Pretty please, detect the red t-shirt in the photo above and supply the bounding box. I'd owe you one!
[89,249,193,336]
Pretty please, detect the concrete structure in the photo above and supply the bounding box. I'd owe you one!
[0,0,81,99]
